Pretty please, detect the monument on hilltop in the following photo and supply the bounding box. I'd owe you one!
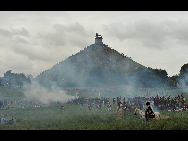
[95,33,103,45]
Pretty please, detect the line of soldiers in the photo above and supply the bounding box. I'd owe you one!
[61,101,112,112]
[66,97,110,106]
[64,97,112,112]
[124,93,187,112]
[62,92,187,112]
[153,93,186,111]
[115,92,187,112]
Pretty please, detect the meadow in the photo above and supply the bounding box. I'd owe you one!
[0,86,188,130]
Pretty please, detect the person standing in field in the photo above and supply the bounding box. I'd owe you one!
[107,102,112,111]
[88,103,92,110]
[61,106,65,112]
[113,98,115,105]
[96,103,101,111]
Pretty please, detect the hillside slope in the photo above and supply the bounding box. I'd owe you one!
[35,41,147,87]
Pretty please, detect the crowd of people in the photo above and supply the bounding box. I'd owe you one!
[0,99,43,109]
[153,94,186,111]
[121,93,187,112]
[0,90,186,114]
[66,97,110,107]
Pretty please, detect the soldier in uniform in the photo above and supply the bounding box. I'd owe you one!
[107,102,112,111]
[145,102,154,121]
[113,98,115,105]
[61,106,65,112]
[88,103,92,110]
[96,103,101,111]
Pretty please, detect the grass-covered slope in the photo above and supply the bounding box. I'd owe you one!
[35,44,146,87]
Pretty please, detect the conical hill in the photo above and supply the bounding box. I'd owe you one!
[35,34,146,87]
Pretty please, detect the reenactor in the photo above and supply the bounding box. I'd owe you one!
[61,106,65,112]
[145,102,154,121]
[181,93,185,105]
[113,98,115,105]
[88,103,92,110]
[117,102,123,111]
[96,103,101,111]
[117,97,120,104]
[107,102,112,111]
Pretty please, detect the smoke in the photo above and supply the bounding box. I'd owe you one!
[23,80,75,104]
[178,74,188,87]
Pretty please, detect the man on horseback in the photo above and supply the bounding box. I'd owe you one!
[145,102,155,121]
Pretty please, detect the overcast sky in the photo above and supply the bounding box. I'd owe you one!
[0,11,188,77]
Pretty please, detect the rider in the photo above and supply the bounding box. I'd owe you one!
[145,102,154,121]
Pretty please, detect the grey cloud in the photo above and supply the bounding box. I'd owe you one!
[2,52,33,72]
[40,22,94,48]
[11,44,58,62]
[14,36,29,44]
[53,22,90,37]
[103,19,188,49]
[0,27,30,38]
[40,32,67,46]
[168,19,188,44]
[11,27,30,37]
[103,20,167,49]
[0,28,12,37]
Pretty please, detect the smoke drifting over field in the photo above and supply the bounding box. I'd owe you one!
[23,80,75,104]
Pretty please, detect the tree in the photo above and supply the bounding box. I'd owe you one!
[177,63,188,87]
[180,63,188,75]
[11,73,30,86]
[165,74,178,87]
[166,77,175,87]
[153,68,168,86]
[128,67,161,88]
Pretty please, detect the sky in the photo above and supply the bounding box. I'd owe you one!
[0,11,188,77]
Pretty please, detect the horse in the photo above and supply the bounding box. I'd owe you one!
[116,103,124,112]
[134,108,146,122]
[134,108,161,122]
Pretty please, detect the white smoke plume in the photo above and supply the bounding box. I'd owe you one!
[23,80,75,104]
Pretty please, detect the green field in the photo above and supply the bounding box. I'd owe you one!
[0,86,188,130]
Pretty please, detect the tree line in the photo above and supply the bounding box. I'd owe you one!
[0,70,32,87]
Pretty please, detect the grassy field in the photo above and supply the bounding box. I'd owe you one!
[0,86,188,130]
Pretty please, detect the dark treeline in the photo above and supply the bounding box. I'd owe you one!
[128,63,188,88]
[0,70,32,87]
[128,67,168,88]
[177,63,188,87]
